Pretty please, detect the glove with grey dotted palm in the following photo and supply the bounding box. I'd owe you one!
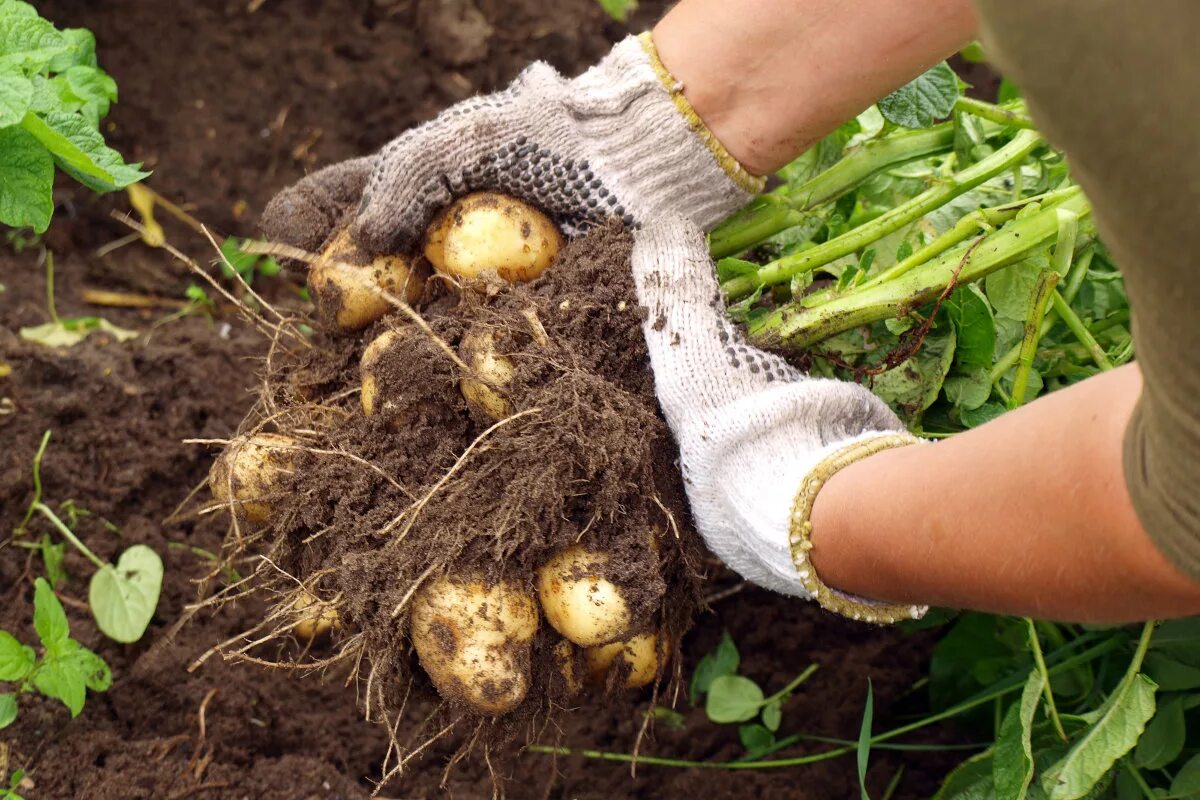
[261,34,760,257]
[631,216,928,624]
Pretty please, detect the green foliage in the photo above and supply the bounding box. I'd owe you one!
[219,237,281,285]
[0,578,111,729]
[0,1,147,232]
[878,61,961,129]
[596,0,637,22]
[1,768,25,800]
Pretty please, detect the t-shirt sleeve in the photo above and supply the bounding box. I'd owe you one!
[974,0,1200,579]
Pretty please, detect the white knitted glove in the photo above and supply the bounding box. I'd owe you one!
[261,34,761,254]
[632,216,928,623]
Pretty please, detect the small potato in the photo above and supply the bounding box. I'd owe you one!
[360,327,410,418]
[208,433,296,525]
[537,546,631,647]
[552,639,583,697]
[584,631,666,689]
[293,591,341,641]
[410,574,539,716]
[309,228,424,332]
[425,192,563,283]
[458,327,514,421]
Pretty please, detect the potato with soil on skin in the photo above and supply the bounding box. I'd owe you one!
[537,545,632,647]
[425,192,563,283]
[458,327,514,421]
[208,432,296,525]
[410,573,540,715]
[584,631,667,689]
[309,228,425,332]
[293,590,341,641]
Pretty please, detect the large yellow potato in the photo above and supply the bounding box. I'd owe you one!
[536,546,631,647]
[424,192,562,283]
[458,327,514,421]
[208,432,296,525]
[410,574,539,715]
[584,631,666,689]
[309,228,424,332]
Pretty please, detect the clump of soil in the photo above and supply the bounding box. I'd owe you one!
[205,222,705,768]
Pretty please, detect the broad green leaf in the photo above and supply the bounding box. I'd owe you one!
[89,544,163,643]
[932,749,995,800]
[761,700,782,732]
[993,670,1045,800]
[945,285,996,370]
[716,257,760,283]
[47,28,97,72]
[0,1,65,69]
[986,255,1048,321]
[944,369,992,412]
[22,111,148,190]
[1143,654,1200,691]
[0,631,35,682]
[0,68,31,126]
[1133,696,1184,770]
[597,0,637,22]
[1170,753,1200,798]
[1149,618,1200,667]
[32,577,69,652]
[878,61,960,129]
[31,657,85,716]
[0,124,53,231]
[1041,674,1157,800]
[738,723,774,756]
[961,401,1007,429]
[39,533,67,588]
[56,640,110,692]
[857,681,874,800]
[690,630,739,703]
[19,316,138,347]
[872,327,956,421]
[0,692,16,729]
[706,675,764,723]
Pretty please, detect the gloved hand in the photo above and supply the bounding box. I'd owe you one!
[630,216,927,623]
[261,34,761,256]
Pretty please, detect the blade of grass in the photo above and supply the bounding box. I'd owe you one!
[859,681,874,800]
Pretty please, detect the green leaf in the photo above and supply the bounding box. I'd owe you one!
[0,124,53,231]
[986,255,1048,321]
[1041,674,1157,800]
[857,681,874,800]
[932,749,995,800]
[716,257,761,283]
[993,670,1044,800]
[32,577,69,652]
[19,316,138,347]
[944,369,992,413]
[650,705,686,731]
[872,326,956,421]
[961,401,1007,429]
[0,631,36,682]
[690,630,739,703]
[0,692,16,729]
[1150,618,1200,667]
[945,285,996,370]
[706,675,765,723]
[31,656,85,716]
[1143,654,1200,691]
[21,111,148,191]
[0,1,66,70]
[761,700,782,732]
[738,723,775,757]
[56,640,110,692]
[1170,753,1200,798]
[1134,696,1184,770]
[39,533,67,588]
[597,0,637,23]
[0,68,31,126]
[88,544,163,643]
[878,61,961,129]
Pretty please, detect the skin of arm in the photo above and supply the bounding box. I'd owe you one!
[653,1,1200,621]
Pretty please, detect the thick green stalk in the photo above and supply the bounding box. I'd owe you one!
[724,130,1044,299]
[709,124,957,259]
[953,96,1034,129]
[1009,270,1060,409]
[748,190,1090,349]
[1049,291,1114,371]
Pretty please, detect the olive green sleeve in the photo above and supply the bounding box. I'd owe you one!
[974,1,1200,579]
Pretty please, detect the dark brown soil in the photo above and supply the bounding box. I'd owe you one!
[0,0,965,797]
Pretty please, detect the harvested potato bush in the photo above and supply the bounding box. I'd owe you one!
[201,199,703,768]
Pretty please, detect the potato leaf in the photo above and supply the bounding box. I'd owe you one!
[597,0,637,22]
[0,125,53,230]
[0,631,35,682]
[706,675,764,723]
[872,326,956,422]
[932,749,996,800]
[1143,653,1200,691]
[878,61,960,129]
[1040,674,1156,800]
[0,693,16,729]
[761,699,782,732]
[1134,695,1185,770]
[993,670,1044,800]
[739,723,775,757]
[0,68,30,126]
[1170,753,1200,798]
[32,577,69,653]
[88,544,163,643]
[945,285,996,370]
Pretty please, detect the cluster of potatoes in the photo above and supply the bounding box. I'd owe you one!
[209,193,667,715]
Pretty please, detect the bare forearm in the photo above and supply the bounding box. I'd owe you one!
[810,365,1200,622]
[653,0,978,174]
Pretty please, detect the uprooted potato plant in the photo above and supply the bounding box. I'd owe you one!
[192,193,705,779]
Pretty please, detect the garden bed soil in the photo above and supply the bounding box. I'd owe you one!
[1,1,964,797]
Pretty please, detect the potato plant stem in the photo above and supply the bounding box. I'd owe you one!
[723,130,1044,300]
[1049,291,1114,371]
[33,504,106,571]
[1008,270,1060,410]
[748,190,1091,349]
[1026,618,1069,742]
[953,96,1034,129]
[709,124,959,259]
[764,663,819,705]
[525,743,854,770]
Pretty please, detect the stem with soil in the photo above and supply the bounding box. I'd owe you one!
[747,190,1091,349]
[1008,269,1060,410]
[722,129,1044,300]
